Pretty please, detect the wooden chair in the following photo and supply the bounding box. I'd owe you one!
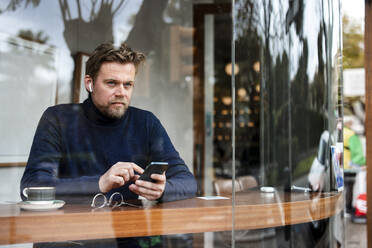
[213,176,257,195]
[237,175,258,190]
[213,178,241,195]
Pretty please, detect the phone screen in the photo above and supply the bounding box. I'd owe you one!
[138,162,168,182]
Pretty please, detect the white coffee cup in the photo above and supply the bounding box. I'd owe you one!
[22,187,56,203]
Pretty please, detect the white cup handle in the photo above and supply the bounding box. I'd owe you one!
[22,188,29,198]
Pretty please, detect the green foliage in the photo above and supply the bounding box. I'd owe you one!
[343,15,364,68]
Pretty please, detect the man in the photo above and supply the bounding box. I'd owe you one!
[343,116,366,220]
[343,116,365,170]
[21,42,197,203]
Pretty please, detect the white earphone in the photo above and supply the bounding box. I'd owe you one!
[89,83,93,93]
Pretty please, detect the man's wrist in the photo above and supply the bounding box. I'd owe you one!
[98,176,106,193]
[156,183,167,202]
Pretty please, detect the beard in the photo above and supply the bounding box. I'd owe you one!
[96,99,129,119]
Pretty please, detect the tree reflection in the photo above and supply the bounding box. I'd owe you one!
[235,0,329,187]
[1,0,127,53]
[235,0,291,186]
[126,0,168,53]
[59,0,126,52]
[0,0,41,12]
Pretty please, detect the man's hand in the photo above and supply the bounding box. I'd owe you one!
[129,172,166,201]
[99,162,144,193]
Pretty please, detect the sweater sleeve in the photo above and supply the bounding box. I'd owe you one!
[20,108,100,201]
[148,114,197,202]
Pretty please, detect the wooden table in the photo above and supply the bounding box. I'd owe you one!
[0,190,343,244]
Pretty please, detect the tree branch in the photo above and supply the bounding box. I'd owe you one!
[112,0,126,16]
[76,0,82,19]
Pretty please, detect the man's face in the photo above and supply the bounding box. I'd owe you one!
[87,62,136,119]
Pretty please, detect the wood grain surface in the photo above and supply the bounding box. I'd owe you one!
[0,190,343,244]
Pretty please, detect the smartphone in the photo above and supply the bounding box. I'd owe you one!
[138,162,169,182]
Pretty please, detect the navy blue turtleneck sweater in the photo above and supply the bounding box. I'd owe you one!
[20,98,197,202]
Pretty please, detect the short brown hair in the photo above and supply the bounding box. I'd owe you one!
[85,42,146,80]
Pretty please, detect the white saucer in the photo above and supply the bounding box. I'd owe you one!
[24,200,55,205]
[17,200,65,211]
[260,186,275,193]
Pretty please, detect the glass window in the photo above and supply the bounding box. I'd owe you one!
[234,0,343,247]
[0,1,343,247]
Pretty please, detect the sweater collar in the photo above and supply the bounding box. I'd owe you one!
[82,96,128,126]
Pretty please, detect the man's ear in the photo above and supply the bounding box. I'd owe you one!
[84,75,93,93]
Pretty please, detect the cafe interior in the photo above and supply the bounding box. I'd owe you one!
[0,0,345,247]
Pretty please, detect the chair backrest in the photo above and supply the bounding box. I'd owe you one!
[213,179,241,195]
[213,176,258,195]
[237,175,258,190]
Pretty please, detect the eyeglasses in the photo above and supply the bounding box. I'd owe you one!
[91,192,141,209]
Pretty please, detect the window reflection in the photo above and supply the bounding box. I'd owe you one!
[0,0,344,247]
[0,34,57,165]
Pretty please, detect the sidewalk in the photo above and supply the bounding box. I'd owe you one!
[345,214,367,248]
